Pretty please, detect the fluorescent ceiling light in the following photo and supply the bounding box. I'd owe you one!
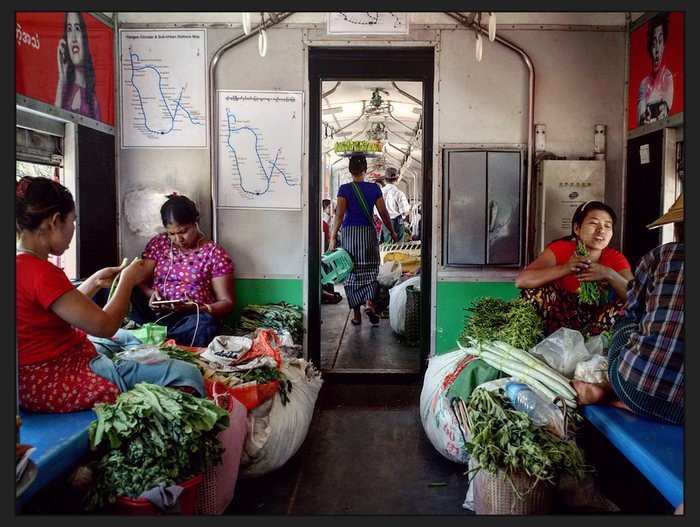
[322,107,344,115]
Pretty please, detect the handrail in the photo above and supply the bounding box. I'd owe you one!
[445,12,536,264]
[208,12,294,241]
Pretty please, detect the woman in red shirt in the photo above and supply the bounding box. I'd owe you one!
[515,201,634,338]
[16,176,206,413]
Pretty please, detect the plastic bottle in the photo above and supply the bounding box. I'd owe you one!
[504,381,565,437]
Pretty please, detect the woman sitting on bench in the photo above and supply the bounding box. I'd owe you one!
[572,195,684,425]
[16,176,206,413]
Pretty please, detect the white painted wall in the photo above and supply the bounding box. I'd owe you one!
[116,12,627,279]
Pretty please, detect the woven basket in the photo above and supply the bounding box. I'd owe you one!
[472,467,557,515]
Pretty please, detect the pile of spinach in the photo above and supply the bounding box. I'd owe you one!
[458,297,543,351]
[84,382,229,510]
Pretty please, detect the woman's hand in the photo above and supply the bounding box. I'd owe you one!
[567,254,591,274]
[390,231,399,243]
[328,238,337,252]
[577,262,612,284]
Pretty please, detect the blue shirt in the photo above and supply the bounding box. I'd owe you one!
[338,182,383,227]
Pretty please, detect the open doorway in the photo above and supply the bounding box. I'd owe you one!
[308,47,434,383]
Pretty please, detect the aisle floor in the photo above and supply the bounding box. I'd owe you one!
[225,383,474,516]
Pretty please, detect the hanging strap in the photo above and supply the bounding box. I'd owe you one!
[350,182,375,225]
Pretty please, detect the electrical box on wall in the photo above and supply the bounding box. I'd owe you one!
[536,160,605,254]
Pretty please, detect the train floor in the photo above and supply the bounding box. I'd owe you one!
[225,382,474,516]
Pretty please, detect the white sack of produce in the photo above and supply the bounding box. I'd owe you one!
[419,348,471,465]
[239,358,323,478]
[389,275,421,335]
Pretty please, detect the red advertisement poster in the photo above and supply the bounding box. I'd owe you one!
[16,12,114,126]
[628,11,684,130]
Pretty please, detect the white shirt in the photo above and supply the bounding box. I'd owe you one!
[381,182,410,220]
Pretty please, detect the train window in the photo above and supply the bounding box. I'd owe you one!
[16,119,78,280]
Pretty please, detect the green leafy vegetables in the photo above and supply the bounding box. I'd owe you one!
[575,239,605,305]
[462,388,587,498]
[85,383,229,510]
[236,302,303,344]
[458,297,543,351]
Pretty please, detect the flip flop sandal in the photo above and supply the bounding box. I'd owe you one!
[365,308,380,325]
[350,317,362,326]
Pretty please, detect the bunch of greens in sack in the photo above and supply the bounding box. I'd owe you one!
[460,387,588,499]
[84,382,229,510]
[575,239,605,305]
[236,302,303,344]
[458,297,543,351]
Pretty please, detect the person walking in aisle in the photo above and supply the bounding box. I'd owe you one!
[328,155,398,325]
[379,166,410,244]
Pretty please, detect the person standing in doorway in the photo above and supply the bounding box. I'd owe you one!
[328,155,398,325]
[379,167,410,244]
[55,12,102,121]
[637,12,674,126]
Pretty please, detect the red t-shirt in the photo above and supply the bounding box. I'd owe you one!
[16,254,87,366]
[547,239,631,293]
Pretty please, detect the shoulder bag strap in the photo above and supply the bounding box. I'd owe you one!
[350,182,375,225]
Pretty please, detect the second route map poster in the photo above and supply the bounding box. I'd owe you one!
[217,90,304,210]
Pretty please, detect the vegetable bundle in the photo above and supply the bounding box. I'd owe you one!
[85,383,229,510]
[575,239,605,305]
[457,337,578,409]
[460,388,587,498]
[458,297,543,351]
[236,302,303,344]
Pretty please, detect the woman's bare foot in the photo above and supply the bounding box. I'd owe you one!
[570,379,613,405]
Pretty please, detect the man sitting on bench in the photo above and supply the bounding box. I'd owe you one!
[572,194,684,426]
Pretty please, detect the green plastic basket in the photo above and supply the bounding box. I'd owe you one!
[321,248,354,285]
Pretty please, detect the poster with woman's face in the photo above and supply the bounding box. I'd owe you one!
[628,11,684,130]
[16,12,114,126]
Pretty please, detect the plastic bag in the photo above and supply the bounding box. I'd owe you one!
[574,354,609,384]
[128,322,168,346]
[419,348,473,464]
[116,344,170,364]
[584,334,609,357]
[377,260,402,287]
[529,327,592,378]
[389,275,421,335]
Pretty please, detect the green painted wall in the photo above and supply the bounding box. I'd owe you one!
[435,281,520,355]
[222,279,519,357]
[222,278,303,331]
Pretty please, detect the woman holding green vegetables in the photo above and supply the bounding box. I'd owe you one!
[16,176,206,413]
[515,201,633,338]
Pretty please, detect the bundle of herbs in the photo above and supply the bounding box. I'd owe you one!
[575,239,605,305]
[461,387,588,500]
[84,382,229,510]
[236,302,303,344]
[458,297,543,351]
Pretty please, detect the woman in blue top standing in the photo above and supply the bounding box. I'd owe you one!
[328,155,398,325]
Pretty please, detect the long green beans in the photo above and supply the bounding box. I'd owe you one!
[575,240,604,305]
